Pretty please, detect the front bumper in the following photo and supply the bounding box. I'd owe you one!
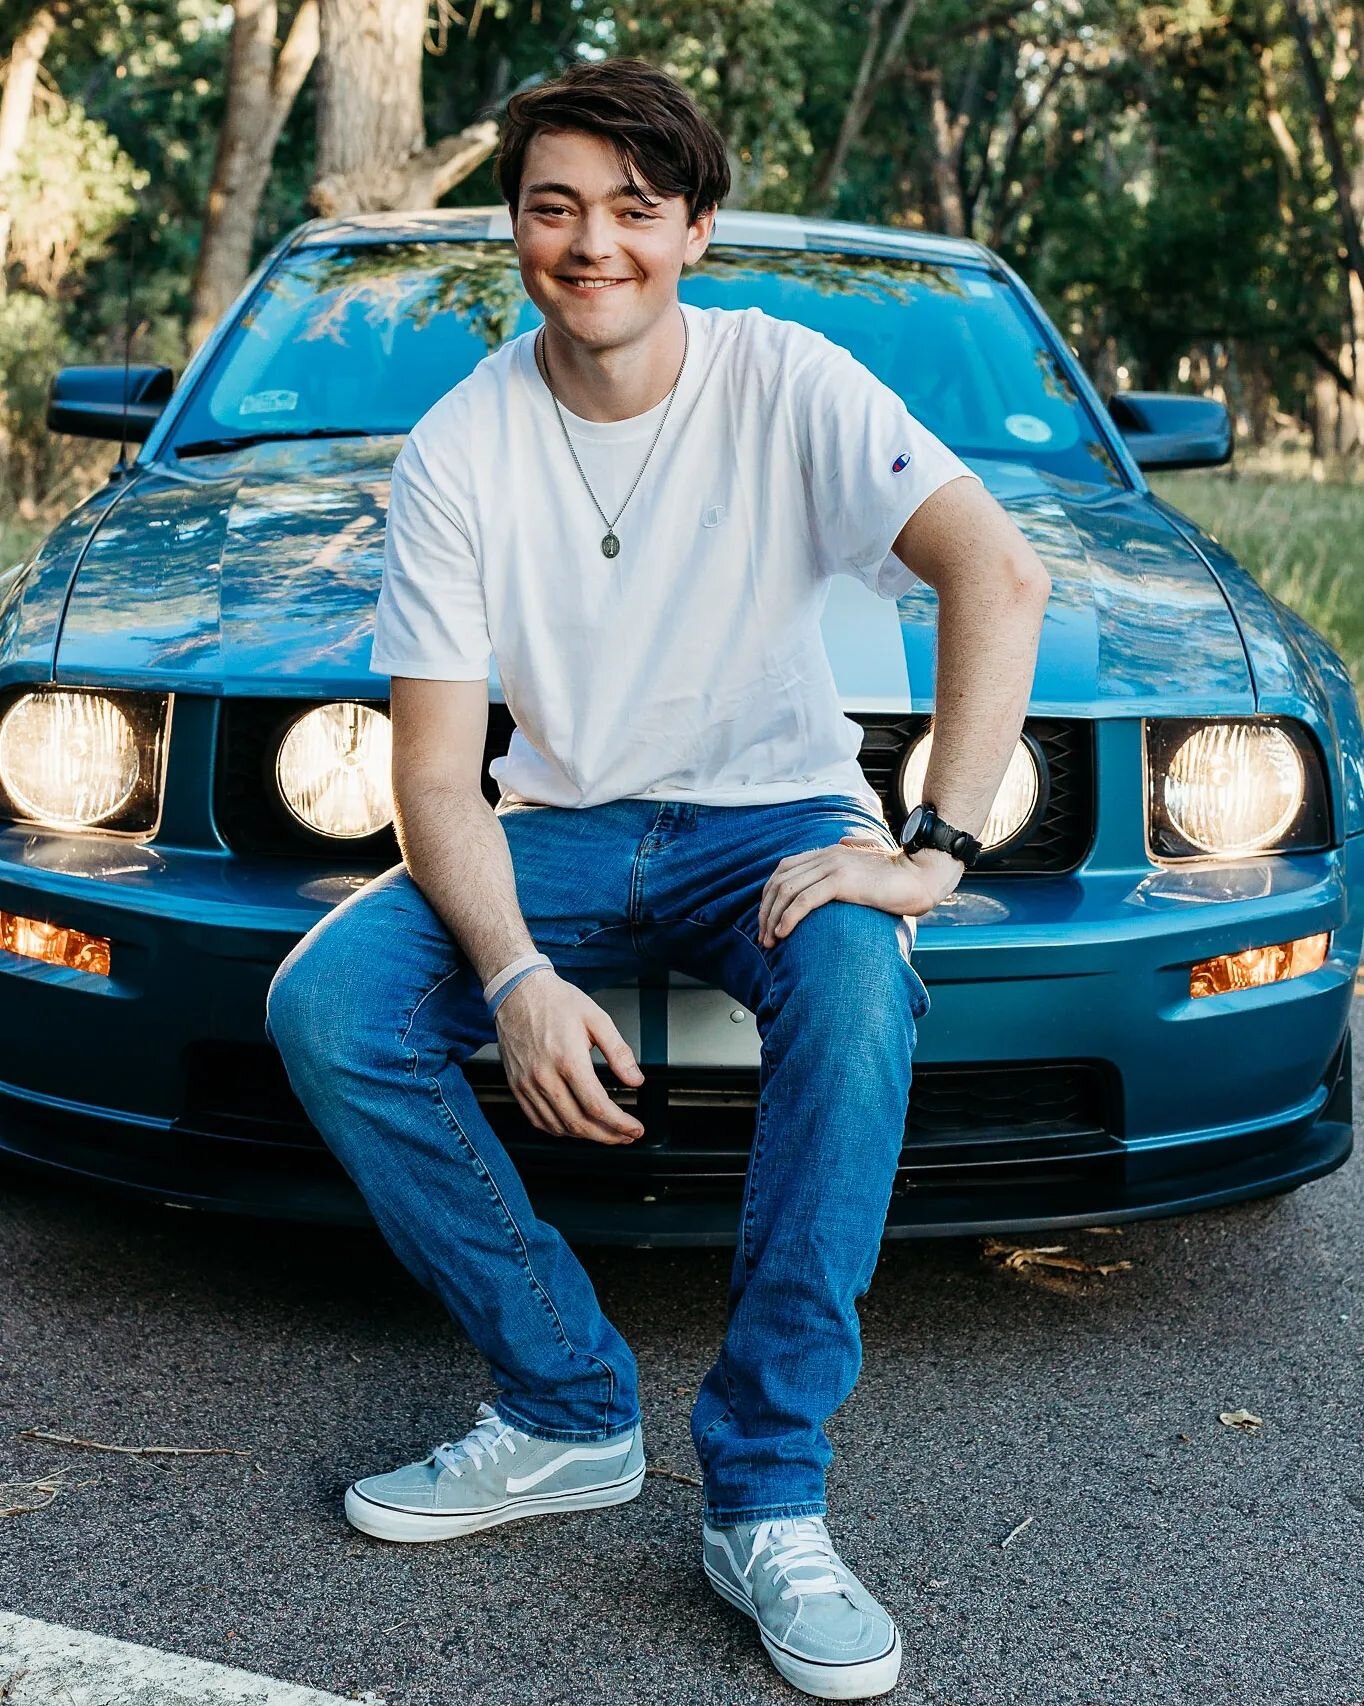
[0,819,1358,1245]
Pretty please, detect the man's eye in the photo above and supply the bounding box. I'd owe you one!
[533,205,568,215]
[625,211,655,221]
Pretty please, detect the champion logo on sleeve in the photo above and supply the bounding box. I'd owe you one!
[891,451,913,473]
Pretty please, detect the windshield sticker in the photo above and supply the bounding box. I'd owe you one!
[1004,413,1053,443]
[966,278,996,298]
[238,388,299,416]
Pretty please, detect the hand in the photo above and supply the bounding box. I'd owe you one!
[758,834,962,949]
[495,972,646,1145]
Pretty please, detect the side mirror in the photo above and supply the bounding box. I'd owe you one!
[46,364,176,442]
[1106,390,1232,471]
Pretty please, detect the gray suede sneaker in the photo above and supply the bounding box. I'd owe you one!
[702,1515,901,1699]
[344,1402,645,1542]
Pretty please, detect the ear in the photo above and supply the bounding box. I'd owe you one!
[684,205,716,267]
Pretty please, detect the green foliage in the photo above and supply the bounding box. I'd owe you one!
[0,292,66,463]
[2,0,1361,521]
[608,0,832,209]
[7,101,144,299]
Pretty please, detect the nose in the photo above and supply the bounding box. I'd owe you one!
[567,205,619,266]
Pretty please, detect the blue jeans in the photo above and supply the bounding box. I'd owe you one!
[264,794,929,1526]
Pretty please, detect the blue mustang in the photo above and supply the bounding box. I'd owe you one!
[3,208,1359,1242]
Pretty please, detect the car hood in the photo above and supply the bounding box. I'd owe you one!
[53,440,1253,712]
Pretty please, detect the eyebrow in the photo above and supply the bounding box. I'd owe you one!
[523,180,660,205]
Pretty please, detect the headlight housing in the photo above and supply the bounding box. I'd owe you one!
[275,701,393,839]
[897,725,1047,854]
[1145,717,1330,858]
[0,687,171,834]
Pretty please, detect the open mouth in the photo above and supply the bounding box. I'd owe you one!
[558,277,632,291]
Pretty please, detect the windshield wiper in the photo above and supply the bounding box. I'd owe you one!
[172,427,385,459]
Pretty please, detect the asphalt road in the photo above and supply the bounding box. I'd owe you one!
[2,1007,1362,1706]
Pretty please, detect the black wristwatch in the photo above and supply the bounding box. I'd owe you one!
[898,801,982,869]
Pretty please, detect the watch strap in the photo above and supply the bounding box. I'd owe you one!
[903,803,982,868]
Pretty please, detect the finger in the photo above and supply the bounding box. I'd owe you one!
[768,873,839,944]
[760,866,825,948]
[561,1057,644,1142]
[538,1069,602,1142]
[586,1012,645,1086]
[517,1078,563,1137]
[759,848,834,939]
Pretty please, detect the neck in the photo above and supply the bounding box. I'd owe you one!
[537,305,686,422]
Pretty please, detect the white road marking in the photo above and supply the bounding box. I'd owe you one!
[0,1612,382,1705]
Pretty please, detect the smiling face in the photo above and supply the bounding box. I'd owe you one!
[510,128,714,354]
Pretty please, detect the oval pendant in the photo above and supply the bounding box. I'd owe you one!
[601,531,621,559]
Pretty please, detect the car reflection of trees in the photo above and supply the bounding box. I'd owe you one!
[209,238,1125,491]
[65,442,399,651]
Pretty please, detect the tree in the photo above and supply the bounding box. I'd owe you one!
[0,3,63,292]
[308,0,498,217]
[187,0,320,354]
[1281,0,1363,462]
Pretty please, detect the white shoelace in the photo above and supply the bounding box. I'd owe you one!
[743,1517,856,1603]
[430,1402,526,1478]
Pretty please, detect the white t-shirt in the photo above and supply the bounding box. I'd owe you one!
[370,302,981,813]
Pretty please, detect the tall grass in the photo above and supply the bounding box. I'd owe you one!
[1151,459,1364,699]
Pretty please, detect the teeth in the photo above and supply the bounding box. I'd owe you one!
[563,278,624,288]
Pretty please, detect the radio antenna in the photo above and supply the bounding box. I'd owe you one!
[115,216,134,477]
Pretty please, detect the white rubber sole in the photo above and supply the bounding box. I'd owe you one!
[344,1461,646,1542]
[703,1560,903,1700]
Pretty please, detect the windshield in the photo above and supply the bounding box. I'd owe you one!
[165,238,1124,491]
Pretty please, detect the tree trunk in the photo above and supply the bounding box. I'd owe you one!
[810,0,897,212]
[1284,0,1364,308]
[187,0,320,355]
[310,0,497,217]
[924,66,968,236]
[0,4,60,296]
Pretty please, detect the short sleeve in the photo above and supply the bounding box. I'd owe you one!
[369,437,492,680]
[789,328,983,599]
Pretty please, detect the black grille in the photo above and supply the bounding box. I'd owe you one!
[855,713,1094,873]
[177,1043,1116,1190]
[215,700,1093,872]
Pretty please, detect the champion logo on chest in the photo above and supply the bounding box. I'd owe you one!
[701,504,727,529]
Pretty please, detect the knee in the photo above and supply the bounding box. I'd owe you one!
[780,900,922,1016]
[265,929,335,1065]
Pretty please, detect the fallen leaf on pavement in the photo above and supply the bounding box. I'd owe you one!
[1218,1409,1264,1432]
[982,1239,1134,1279]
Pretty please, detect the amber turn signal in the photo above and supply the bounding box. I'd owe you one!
[1190,932,1328,998]
[0,909,110,977]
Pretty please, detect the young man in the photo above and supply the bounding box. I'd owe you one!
[266,57,1050,1702]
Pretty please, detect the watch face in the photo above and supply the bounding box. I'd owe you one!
[899,803,926,848]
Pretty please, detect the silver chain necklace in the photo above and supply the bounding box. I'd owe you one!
[535,314,689,559]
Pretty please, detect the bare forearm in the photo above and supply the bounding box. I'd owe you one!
[392,780,536,985]
[919,564,1051,842]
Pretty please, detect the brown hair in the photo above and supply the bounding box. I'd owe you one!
[494,58,731,225]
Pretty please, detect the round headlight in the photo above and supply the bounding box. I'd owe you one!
[1162,722,1304,854]
[276,703,393,839]
[898,730,1039,852]
[0,691,140,828]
